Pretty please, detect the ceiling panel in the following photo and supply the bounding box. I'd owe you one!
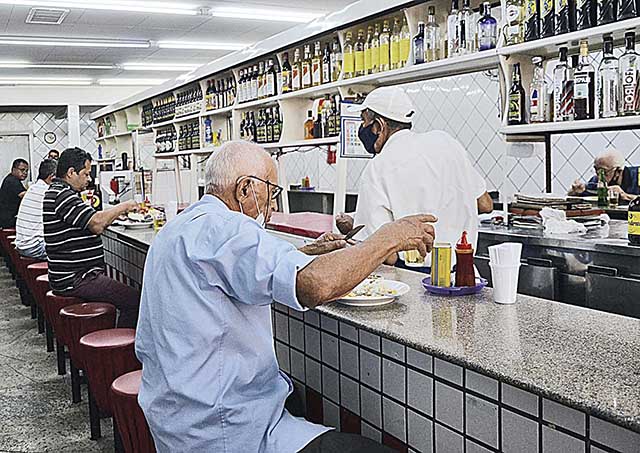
[135,14,212,30]
[75,10,147,27]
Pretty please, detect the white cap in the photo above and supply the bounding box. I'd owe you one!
[353,86,415,123]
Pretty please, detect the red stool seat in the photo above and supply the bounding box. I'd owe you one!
[27,262,48,296]
[0,229,16,254]
[80,328,141,415]
[17,256,39,280]
[34,274,50,310]
[60,303,116,369]
[45,291,82,345]
[111,370,156,453]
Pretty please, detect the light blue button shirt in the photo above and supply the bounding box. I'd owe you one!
[135,195,331,453]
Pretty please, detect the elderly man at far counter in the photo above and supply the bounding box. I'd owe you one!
[569,147,639,201]
[136,140,437,453]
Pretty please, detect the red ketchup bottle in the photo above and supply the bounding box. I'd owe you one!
[455,231,476,287]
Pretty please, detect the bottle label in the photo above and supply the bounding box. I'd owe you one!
[267,74,275,97]
[292,68,300,90]
[508,93,522,122]
[541,0,553,15]
[560,81,574,119]
[282,70,291,92]
[630,212,640,235]
[355,50,365,73]
[343,51,355,74]
[380,43,390,66]
[302,63,311,86]
[391,41,400,65]
[526,0,537,19]
[574,72,590,99]
[312,61,321,84]
[622,68,638,112]
[400,38,410,62]
[414,40,425,64]
[530,88,539,116]
[556,0,568,9]
[322,63,331,84]
[371,46,380,68]
[364,48,372,72]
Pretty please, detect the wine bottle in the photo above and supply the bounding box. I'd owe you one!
[508,63,526,125]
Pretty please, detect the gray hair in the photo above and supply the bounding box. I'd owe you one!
[204,140,273,195]
[595,147,625,170]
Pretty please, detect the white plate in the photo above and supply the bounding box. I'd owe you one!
[338,280,410,307]
[120,221,154,230]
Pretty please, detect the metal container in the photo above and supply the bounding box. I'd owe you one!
[431,242,452,287]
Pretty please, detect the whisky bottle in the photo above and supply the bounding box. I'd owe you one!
[425,7,441,62]
[508,63,526,125]
[628,196,640,246]
[343,32,355,79]
[390,18,401,69]
[574,40,595,120]
[619,0,638,20]
[364,26,374,75]
[553,47,573,121]
[281,52,292,93]
[447,0,459,57]
[251,65,259,100]
[379,20,391,72]
[302,45,312,89]
[540,0,555,37]
[576,0,597,29]
[414,21,426,65]
[355,29,366,77]
[529,57,546,122]
[599,35,619,118]
[525,0,540,41]
[505,0,525,45]
[292,49,302,91]
[370,24,381,73]
[257,61,265,99]
[555,0,576,34]
[322,42,332,84]
[597,0,616,24]
[266,58,277,97]
[312,41,322,86]
[331,37,342,81]
[619,31,640,116]
[399,15,411,68]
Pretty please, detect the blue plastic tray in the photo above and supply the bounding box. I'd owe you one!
[422,276,488,296]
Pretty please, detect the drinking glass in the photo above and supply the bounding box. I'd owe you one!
[608,189,619,208]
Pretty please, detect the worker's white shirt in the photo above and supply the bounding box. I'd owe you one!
[353,129,486,266]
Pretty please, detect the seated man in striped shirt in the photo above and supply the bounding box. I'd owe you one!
[15,158,57,260]
[43,147,141,328]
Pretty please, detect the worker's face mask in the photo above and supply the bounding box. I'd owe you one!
[358,122,379,155]
[238,182,266,228]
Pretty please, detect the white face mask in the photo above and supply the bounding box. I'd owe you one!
[239,182,266,228]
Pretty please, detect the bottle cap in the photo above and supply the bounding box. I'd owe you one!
[456,231,472,250]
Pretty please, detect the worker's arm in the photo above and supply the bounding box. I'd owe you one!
[477,191,494,214]
[87,200,138,235]
[297,215,436,308]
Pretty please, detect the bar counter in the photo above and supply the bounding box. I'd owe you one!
[103,226,640,453]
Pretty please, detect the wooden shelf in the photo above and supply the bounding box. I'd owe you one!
[500,115,640,136]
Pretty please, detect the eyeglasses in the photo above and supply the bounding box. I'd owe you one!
[238,175,283,200]
[594,166,617,176]
[17,167,29,174]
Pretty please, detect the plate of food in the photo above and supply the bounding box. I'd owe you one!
[116,212,154,230]
[338,275,410,307]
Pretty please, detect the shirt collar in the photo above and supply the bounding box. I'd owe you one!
[52,178,75,191]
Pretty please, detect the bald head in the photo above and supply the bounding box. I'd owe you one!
[205,140,275,196]
[595,147,625,171]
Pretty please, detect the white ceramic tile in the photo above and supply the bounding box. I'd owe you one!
[382,396,406,442]
[435,381,463,431]
[305,357,321,393]
[339,339,359,380]
[407,369,433,417]
[590,417,640,453]
[542,399,586,436]
[465,394,498,449]
[382,358,406,403]
[322,365,339,404]
[408,409,433,453]
[304,325,321,360]
[321,332,339,369]
[360,348,381,391]
[501,408,538,453]
[323,398,341,431]
[340,375,360,415]
[360,385,382,428]
[542,426,585,453]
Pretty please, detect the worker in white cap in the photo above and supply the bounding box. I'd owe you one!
[337,86,493,269]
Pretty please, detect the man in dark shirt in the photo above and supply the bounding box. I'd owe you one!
[0,159,29,228]
[569,148,639,201]
[43,147,140,328]
[48,149,60,160]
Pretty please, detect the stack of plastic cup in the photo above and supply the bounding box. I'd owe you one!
[488,243,522,305]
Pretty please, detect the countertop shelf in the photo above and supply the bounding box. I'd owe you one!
[501,115,640,135]
[261,137,339,150]
[153,146,220,158]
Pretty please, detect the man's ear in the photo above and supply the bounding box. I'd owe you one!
[235,178,251,202]
[66,167,76,178]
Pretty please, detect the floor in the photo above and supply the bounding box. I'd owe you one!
[0,264,114,453]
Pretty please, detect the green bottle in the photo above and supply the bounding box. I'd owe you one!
[597,169,609,208]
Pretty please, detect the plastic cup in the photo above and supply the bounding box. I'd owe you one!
[403,249,425,267]
[489,263,521,305]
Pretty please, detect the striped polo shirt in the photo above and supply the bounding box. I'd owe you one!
[15,179,48,256]
[43,178,104,292]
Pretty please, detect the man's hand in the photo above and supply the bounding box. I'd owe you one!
[569,179,586,196]
[376,214,437,258]
[300,233,347,256]
[121,199,139,214]
[335,213,354,235]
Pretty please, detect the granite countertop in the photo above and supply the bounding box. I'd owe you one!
[318,265,640,433]
[106,226,640,432]
[479,220,640,257]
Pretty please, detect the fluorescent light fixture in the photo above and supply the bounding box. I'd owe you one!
[0,36,150,48]
[157,40,247,51]
[122,62,203,71]
[0,0,199,15]
[98,78,167,86]
[0,61,114,69]
[0,77,92,85]
[209,6,322,23]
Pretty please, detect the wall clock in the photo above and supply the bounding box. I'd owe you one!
[44,132,57,145]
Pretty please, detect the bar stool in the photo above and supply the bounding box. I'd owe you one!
[111,370,156,453]
[0,228,16,269]
[5,235,17,279]
[80,328,140,444]
[59,303,116,404]
[17,256,40,307]
[45,291,82,375]
[26,262,48,320]
[34,274,52,344]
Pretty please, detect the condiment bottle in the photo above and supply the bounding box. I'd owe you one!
[455,231,476,287]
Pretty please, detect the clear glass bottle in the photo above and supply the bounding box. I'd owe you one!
[477,2,497,51]
[355,29,366,77]
[331,37,342,81]
[457,0,475,54]
[399,15,411,68]
[371,24,381,74]
[505,0,525,45]
[322,41,332,84]
[364,26,374,75]
[292,49,302,91]
[414,21,426,65]
[302,44,312,88]
[390,17,401,69]
[599,35,619,118]
[447,0,459,58]
[312,41,322,86]
[529,56,546,122]
[553,47,571,122]
[379,20,391,71]
[425,7,441,62]
[619,31,640,116]
[343,32,355,79]
[574,39,595,120]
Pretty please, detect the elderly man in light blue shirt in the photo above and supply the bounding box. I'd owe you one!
[136,141,436,453]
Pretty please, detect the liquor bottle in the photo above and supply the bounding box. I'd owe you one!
[619,0,638,21]
[302,45,312,89]
[598,0,616,24]
[597,169,609,207]
[322,42,332,83]
[355,29,366,77]
[629,196,640,246]
[312,41,322,86]
[343,32,355,79]
[313,110,323,139]
[281,52,292,93]
[458,0,475,54]
[414,21,426,65]
[327,98,336,137]
[292,49,302,91]
[600,35,619,118]
[390,18,401,70]
[525,0,540,40]
[331,37,342,81]
[379,20,391,71]
[530,57,546,122]
[553,47,573,122]
[237,72,244,104]
[371,24,381,73]
[273,106,282,142]
[364,26,374,75]
[540,0,555,37]
[619,31,640,116]
[425,8,441,62]
[447,0,459,58]
[400,15,411,68]
[266,58,277,97]
[304,110,315,139]
[257,61,265,99]
[251,65,259,101]
[333,94,342,136]
[265,108,274,143]
[508,63,526,124]
[249,111,257,142]
[576,0,597,29]
[239,112,246,140]
[556,0,576,34]
[505,0,525,45]
[322,95,332,137]
[574,40,596,120]
[478,3,497,50]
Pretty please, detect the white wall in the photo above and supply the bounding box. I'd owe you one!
[0,85,153,107]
